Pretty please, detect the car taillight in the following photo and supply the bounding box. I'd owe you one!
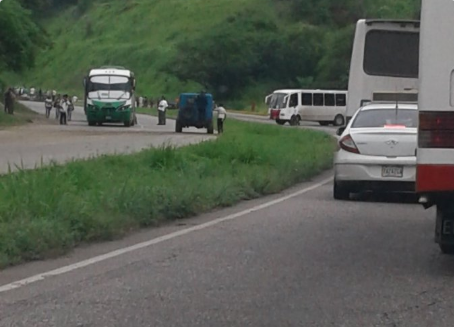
[419,111,454,148]
[339,134,360,154]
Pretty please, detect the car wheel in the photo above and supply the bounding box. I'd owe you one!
[333,182,350,200]
[334,114,345,127]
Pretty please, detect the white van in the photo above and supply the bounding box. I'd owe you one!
[271,89,348,126]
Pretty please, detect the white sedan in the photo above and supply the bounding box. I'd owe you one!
[333,103,418,200]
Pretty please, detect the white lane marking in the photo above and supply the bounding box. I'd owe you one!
[0,176,330,293]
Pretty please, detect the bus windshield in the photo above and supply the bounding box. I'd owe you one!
[88,75,132,100]
[269,93,287,109]
[364,30,419,78]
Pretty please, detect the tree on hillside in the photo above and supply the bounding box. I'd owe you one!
[0,0,47,72]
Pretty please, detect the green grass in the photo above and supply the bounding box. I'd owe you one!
[0,102,38,128]
[19,0,274,99]
[0,120,335,268]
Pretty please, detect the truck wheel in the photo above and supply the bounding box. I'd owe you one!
[334,114,345,127]
[175,120,183,133]
[333,182,350,200]
[207,121,214,134]
[440,244,454,255]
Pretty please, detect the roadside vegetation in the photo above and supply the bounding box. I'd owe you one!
[0,120,335,268]
[5,0,420,110]
[0,102,38,128]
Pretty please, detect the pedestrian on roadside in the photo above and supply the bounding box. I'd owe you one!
[4,87,15,115]
[44,96,53,118]
[214,103,227,134]
[59,94,70,125]
[158,96,168,125]
[72,95,78,105]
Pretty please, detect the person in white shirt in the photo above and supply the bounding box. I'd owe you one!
[214,103,227,134]
[72,95,78,104]
[158,96,169,125]
[59,94,70,125]
[44,96,53,118]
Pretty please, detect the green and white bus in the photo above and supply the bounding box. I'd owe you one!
[83,66,137,127]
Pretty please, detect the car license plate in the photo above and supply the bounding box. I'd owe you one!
[106,116,111,120]
[382,166,403,178]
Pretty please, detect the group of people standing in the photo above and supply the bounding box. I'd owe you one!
[44,94,76,125]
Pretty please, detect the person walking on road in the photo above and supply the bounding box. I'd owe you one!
[214,103,227,134]
[59,94,70,125]
[157,96,168,125]
[44,96,53,118]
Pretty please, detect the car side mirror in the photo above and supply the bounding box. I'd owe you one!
[336,127,346,136]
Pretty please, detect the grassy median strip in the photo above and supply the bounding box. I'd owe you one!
[0,120,335,268]
[0,102,37,128]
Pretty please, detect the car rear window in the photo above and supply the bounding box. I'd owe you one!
[352,109,418,128]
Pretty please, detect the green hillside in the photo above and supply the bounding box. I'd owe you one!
[4,0,420,108]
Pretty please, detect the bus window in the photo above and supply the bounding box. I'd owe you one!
[324,94,335,106]
[289,93,298,107]
[364,30,419,78]
[301,93,313,106]
[314,93,324,106]
[336,94,346,106]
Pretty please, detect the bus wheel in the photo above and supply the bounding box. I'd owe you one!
[319,121,330,126]
[334,115,345,126]
[276,120,285,125]
[290,115,300,126]
[88,121,96,126]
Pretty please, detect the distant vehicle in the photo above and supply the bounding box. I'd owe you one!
[175,92,214,134]
[416,0,454,254]
[265,89,300,119]
[333,102,418,200]
[83,66,137,127]
[273,89,348,126]
[346,19,420,123]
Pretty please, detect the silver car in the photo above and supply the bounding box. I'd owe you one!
[333,103,418,200]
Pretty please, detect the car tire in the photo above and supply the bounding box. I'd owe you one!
[333,182,350,200]
[334,114,345,127]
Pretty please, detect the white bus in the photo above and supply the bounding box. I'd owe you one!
[346,19,420,122]
[83,66,137,127]
[265,89,301,118]
[269,89,348,126]
[416,0,454,254]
